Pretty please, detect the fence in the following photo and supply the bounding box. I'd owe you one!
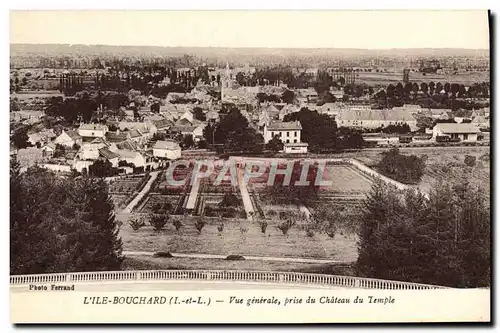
[10,270,447,290]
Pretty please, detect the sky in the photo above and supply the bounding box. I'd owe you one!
[10,10,490,49]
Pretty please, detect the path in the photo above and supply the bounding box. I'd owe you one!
[123,251,353,265]
[122,171,160,213]
[236,167,254,221]
[185,176,200,210]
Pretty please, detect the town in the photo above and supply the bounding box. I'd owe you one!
[10,42,490,290]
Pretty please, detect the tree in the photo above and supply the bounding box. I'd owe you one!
[464,155,476,167]
[150,102,160,113]
[181,134,194,149]
[149,213,169,231]
[193,107,206,121]
[10,167,123,274]
[357,180,490,288]
[89,159,118,178]
[11,126,30,149]
[378,148,425,184]
[281,90,295,104]
[266,135,284,153]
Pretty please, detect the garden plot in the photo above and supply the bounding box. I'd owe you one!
[137,194,182,214]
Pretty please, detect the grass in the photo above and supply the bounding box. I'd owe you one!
[122,256,356,276]
[117,214,358,261]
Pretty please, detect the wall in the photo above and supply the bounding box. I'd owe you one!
[41,163,72,173]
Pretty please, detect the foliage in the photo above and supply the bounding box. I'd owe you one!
[129,216,146,231]
[218,191,240,208]
[193,107,206,121]
[181,134,194,149]
[149,213,169,231]
[89,159,119,178]
[11,125,30,149]
[172,219,183,232]
[10,164,123,274]
[378,148,425,184]
[277,219,294,236]
[266,135,284,153]
[357,180,490,288]
[194,217,206,233]
[464,155,476,167]
[259,220,268,234]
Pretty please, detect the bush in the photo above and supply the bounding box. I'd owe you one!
[277,220,293,236]
[129,217,146,231]
[306,229,315,237]
[464,155,476,167]
[149,213,169,231]
[172,219,182,232]
[259,220,268,234]
[267,209,277,217]
[217,222,224,233]
[225,255,245,261]
[153,251,173,258]
[194,217,206,233]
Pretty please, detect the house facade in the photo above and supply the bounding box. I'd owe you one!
[54,130,82,147]
[78,124,109,138]
[263,120,308,154]
[432,123,481,142]
[153,140,182,160]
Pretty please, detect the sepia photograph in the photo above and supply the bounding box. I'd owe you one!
[8,9,491,324]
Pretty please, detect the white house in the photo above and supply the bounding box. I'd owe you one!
[77,124,108,139]
[41,142,56,157]
[115,150,148,168]
[54,130,82,147]
[432,123,481,142]
[180,110,194,123]
[153,141,182,160]
[263,120,308,154]
[263,120,303,144]
[472,115,490,129]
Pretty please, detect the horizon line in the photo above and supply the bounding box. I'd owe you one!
[10,43,490,51]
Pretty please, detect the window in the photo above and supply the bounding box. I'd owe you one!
[286,139,289,143]
[294,139,297,143]
[294,131,297,137]
[271,131,274,137]
[287,132,290,137]
[464,134,468,140]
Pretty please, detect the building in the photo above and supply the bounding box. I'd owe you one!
[432,123,481,142]
[27,129,56,146]
[54,130,82,148]
[263,120,308,154]
[336,108,418,131]
[153,140,182,160]
[77,124,109,139]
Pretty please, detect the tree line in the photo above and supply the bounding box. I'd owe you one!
[357,179,490,288]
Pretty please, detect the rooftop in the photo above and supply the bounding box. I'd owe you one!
[434,123,481,133]
[267,121,303,131]
[153,140,181,150]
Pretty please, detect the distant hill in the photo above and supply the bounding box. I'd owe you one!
[10,43,490,58]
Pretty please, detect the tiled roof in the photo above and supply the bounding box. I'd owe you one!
[79,124,107,131]
[153,140,181,150]
[99,147,120,160]
[336,109,417,122]
[434,123,480,134]
[267,121,302,131]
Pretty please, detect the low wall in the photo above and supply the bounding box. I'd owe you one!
[10,270,447,290]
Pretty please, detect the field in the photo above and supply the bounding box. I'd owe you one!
[123,256,355,276]
[117,213,358,262]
